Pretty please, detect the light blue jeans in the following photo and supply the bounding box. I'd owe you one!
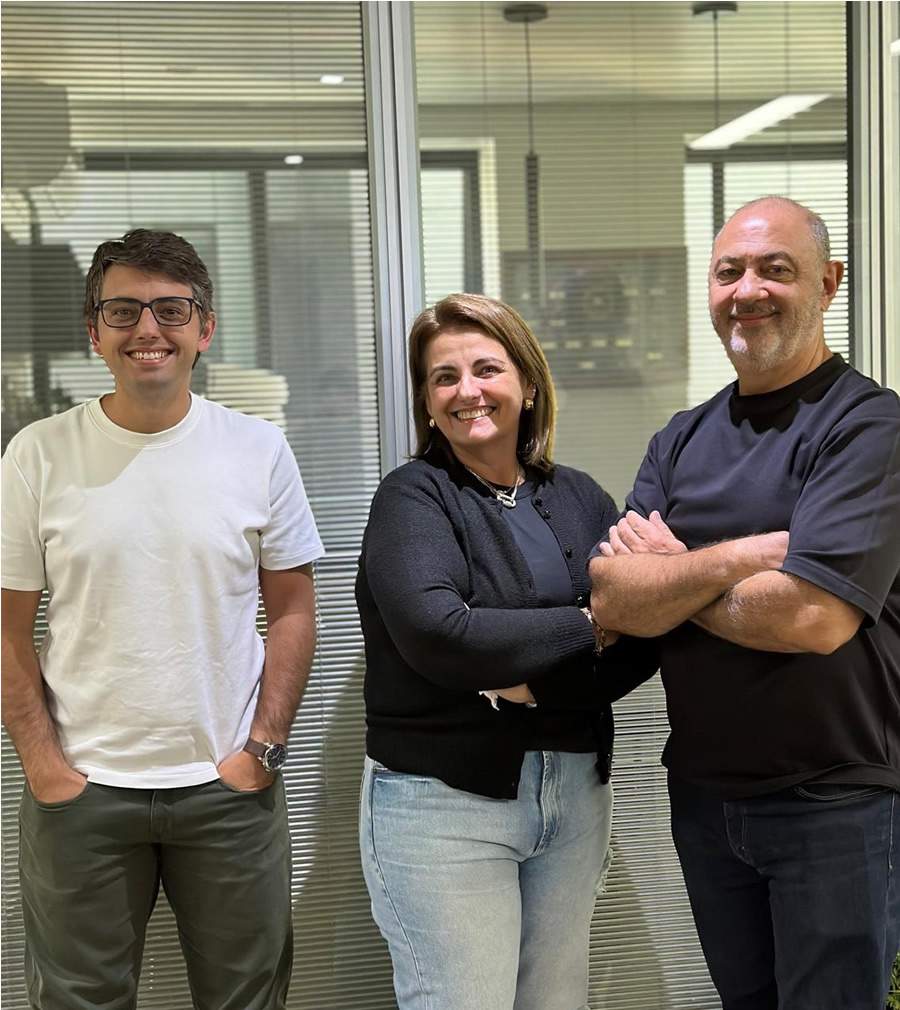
[359,750,612,1010]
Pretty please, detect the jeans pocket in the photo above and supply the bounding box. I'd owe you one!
[368,758,433,784]
[216,777,278,795]
[370,759,415,776]
[27,780,93,812]
[793,783,888,803]
[371,762,421,782]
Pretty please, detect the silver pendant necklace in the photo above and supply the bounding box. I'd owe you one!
[466,466,523,509]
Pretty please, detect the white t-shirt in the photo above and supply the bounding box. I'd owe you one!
[1,394,324,788]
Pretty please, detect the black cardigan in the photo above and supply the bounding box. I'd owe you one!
[356,451,659,798]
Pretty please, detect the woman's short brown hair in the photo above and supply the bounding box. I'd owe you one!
[408,293,557,472]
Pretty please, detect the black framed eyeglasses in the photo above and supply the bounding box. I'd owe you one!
[95,297,200,328]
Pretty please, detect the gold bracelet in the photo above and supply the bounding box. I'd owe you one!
[581,606,607,655]
[595,625,608,655]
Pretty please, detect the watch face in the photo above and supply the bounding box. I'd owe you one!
[263,743,287,772]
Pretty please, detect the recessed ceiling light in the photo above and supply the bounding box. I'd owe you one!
[688,94,829,150]
[319,74,344,86]
[284,154,304,166]
[890,39,900,57]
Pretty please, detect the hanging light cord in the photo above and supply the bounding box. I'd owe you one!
[712,10,720,129]
[524,20,536,155]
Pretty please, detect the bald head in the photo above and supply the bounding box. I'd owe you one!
[716,196,831,267]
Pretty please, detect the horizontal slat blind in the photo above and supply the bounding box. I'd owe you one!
[1,3,396,1007]
[413,3,848,1007]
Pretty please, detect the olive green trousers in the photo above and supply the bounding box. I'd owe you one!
[19,778,292,1010]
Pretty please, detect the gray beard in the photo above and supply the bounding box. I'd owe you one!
[716,301,822,374]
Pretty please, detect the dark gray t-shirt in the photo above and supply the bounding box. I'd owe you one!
[621,355,900,797]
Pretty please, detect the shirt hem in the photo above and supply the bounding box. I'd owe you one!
[82,765,220,789]
[781,555,883,624]
[665,762,900,799]
[0,577,46,591]
[260,546,325,570]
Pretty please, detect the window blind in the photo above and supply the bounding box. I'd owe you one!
[413,3,848,1007]
[0,3,397,1006]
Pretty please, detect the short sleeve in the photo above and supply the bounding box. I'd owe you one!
[624,431,671,518]
[588,431,669,560]
[782,402,900,624]
[1,442,46,590]
[258,435,325,570]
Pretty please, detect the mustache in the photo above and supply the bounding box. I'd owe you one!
[729,306,777,319]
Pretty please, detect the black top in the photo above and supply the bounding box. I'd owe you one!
[502,480,573,606]
[623,355,900,797]
[502,480,596,751]
[357,450,659,799]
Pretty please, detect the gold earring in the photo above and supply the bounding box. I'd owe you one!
[428,417,435,429]
[524,398,534,411]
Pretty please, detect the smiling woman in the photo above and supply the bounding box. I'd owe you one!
[408,292,557,475]
[422,328,533,483]
[355,292,658,1010]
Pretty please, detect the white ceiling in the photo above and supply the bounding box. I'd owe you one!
[0,1,846,107]
[414,1,847,104]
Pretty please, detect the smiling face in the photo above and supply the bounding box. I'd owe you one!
[709,200,842,392]
[423,327,534,474]
[88,264,215,404]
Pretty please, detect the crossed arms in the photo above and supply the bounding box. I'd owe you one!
[589,511,863,655]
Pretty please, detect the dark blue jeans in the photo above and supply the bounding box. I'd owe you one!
[669,775,900,1010]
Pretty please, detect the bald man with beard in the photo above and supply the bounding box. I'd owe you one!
[590,197,900,1010]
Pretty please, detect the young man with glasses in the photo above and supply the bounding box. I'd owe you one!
[1,229,324,1009]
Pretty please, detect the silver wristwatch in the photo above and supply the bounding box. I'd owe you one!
[243,738,288,773]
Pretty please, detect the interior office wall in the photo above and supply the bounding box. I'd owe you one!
[421,100,841,251]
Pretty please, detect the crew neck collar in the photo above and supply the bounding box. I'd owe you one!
[87,392,203,447]
[729,354,847,426]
